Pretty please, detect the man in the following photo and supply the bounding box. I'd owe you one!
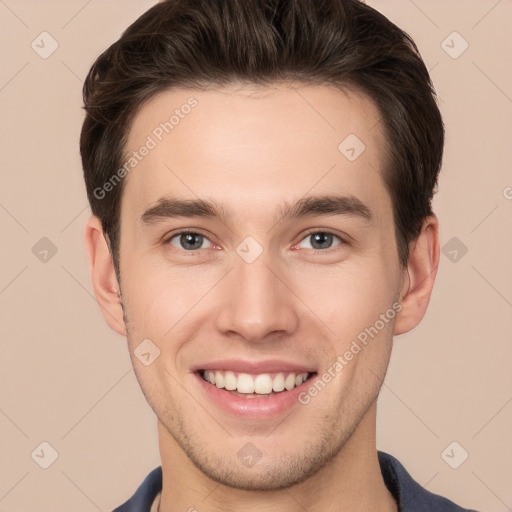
[80,0,479,510]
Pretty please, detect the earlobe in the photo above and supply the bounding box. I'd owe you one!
[394,215,440,336]
[84,215,127,336]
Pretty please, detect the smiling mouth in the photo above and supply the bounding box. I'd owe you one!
[198,369,317,398]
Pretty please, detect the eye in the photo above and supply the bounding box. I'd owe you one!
[164,230,345,253]
[167,231,213,251]
[295,231,344,251]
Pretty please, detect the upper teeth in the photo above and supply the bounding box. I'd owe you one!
[203,370,310,394]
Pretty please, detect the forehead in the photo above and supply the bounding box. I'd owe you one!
[121,83,391,225]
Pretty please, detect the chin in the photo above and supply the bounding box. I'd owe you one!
[165,413,347,492]
[190,453,329,491]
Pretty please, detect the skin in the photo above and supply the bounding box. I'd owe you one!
[85,83,439,511]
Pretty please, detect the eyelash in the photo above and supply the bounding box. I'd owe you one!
[163,229,346,254]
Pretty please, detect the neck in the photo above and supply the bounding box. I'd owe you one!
[157,403,397,512]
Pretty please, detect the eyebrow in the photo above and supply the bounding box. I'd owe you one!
[140,194,373,226]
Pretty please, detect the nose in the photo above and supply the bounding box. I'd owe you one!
[215,253,299,343]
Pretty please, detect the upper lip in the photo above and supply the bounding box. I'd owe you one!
[191,359,316,374]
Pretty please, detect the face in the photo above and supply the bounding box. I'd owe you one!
[115,84,405,490]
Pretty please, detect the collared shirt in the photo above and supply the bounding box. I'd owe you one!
[112,451,480,511]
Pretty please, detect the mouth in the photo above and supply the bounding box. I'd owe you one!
[197,369,316,398]
[193,363,318,418]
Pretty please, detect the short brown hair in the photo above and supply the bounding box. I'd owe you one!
[80,0,444,270]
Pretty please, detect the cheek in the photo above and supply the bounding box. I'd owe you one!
[296,259,399,338]
[119,258,171,344]
[120,258,220,349]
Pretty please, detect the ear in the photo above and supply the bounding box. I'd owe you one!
[84,215,127,336]
[394,214,440,336]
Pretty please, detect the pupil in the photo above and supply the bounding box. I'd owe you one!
[181,233,202,250]
[311,233,332,250]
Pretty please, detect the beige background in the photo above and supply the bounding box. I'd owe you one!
[1,0,511,511]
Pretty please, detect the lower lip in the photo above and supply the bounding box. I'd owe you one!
[194,372,314,419]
